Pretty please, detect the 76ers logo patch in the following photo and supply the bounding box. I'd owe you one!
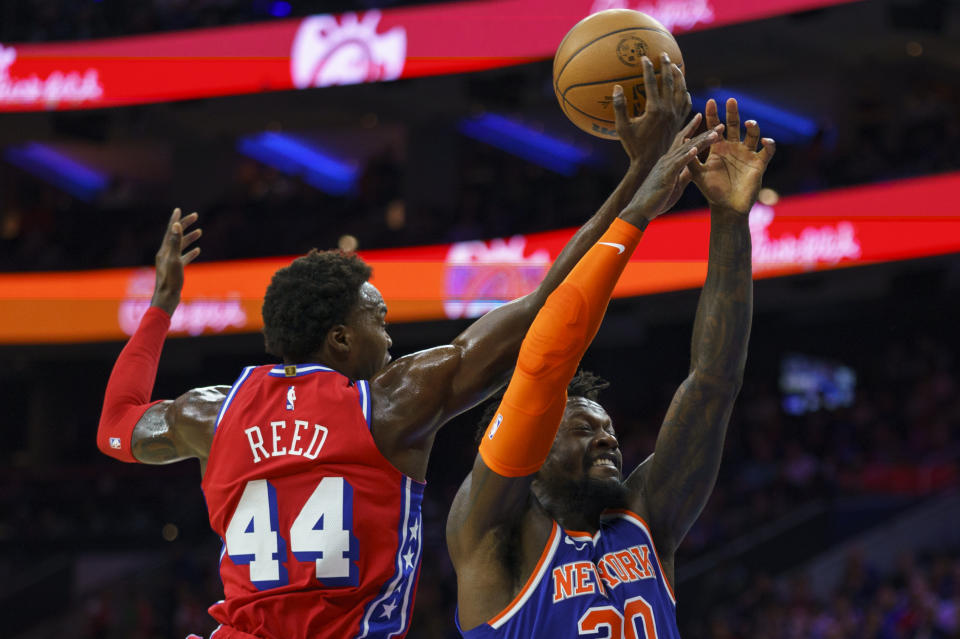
[616,36,647,67]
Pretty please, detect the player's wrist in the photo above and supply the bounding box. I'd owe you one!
[618,208,651,231]
[709,203,750,220]
[150,293,179,316]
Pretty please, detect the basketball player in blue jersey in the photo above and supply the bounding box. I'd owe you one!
[446,87,776,638]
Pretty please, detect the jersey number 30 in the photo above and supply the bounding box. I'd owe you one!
[224,477,357,590]
[579,596,659,638]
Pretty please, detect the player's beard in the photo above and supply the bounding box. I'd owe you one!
[552,475,629,515]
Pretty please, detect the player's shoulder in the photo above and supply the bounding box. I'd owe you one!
[168,384,231,432]
[370,345,462,392]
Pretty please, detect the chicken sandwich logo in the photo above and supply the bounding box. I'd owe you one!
[290,12,406,89]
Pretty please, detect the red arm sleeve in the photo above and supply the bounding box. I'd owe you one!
[96,306,171,463]
[478,217,643,476]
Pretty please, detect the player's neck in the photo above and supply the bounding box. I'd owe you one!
[282,350,351,378]
[534,494,604,535]
[533,477,628,534]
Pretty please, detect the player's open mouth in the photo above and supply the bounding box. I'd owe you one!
[587,455,620,475]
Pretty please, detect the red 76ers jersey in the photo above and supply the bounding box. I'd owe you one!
[201,364,425,639]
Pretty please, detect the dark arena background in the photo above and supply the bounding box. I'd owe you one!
[2,0,960,637]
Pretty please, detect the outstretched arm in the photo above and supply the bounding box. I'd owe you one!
[627,98,776,559]
[96,209,219,468]
[372,56,694,479]
[447,123,720,629]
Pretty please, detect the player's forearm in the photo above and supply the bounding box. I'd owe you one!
[97,307,170,462]
[479,218,644,476]
[689,207,753,384]
[533,161,648,302]
[640,212,751,547]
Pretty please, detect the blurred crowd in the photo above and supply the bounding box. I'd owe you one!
[706,548,960,639]
[3,64,960,274]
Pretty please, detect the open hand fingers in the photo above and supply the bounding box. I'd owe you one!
[182,228,202,250]
[672,112,703,148]
[660,53,674,101]
[178,211,199,232]
[725,97,741,142]
[664,127,719,177]
[167,207,182,229]
[641,57,659,109]
[613,84,629,137]
[758,137,777,167]
[743,120,761,151]
[704,99,721,131]
[162,207,201,262]
[167,214,183,250]
[661,54,686,103]
[688,125,722,156]
[164,208,183,247]
[182,246,202,265]
[686,124,723,179]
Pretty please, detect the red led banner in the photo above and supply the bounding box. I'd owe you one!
[0,0,860,112]
[0,171,957,344]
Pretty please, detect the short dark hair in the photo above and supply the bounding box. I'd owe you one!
[474,370,610,444]
[262,249,372,362]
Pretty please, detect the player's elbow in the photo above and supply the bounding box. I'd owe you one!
[689,368,744,398]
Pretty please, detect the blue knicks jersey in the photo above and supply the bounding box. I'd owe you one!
[459,510,679,639]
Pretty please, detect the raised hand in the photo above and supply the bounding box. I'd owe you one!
[613,52,692,168]
[151,207,202,315]
[620,118,723,228]
[689,98,776,215]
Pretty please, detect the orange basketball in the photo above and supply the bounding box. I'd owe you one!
[553,10,685,139]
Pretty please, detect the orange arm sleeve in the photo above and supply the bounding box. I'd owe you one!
[478,217,644,477]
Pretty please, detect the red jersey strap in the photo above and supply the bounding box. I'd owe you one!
[96,306,170,463]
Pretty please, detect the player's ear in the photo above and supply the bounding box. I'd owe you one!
[327,324,351,354]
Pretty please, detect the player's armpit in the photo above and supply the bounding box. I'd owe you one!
[446,455,538,565]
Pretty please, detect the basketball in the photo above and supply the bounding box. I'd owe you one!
[553,10,685,139]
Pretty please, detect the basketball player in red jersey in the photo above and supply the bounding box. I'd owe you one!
[97,53,696,639]
[447,94,775,638]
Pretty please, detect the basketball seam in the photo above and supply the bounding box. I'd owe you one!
[553,26,673,95]
[559,66,684,126]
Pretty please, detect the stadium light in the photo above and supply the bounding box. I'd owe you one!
[237,132,360,196]
[459,113,593,176]
[4,143,109,201]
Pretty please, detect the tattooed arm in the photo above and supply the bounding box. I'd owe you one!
[131,386,226,472]
[625,98,776,576]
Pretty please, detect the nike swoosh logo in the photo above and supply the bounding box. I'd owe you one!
[598,241,625,254]
[564,537,588,551]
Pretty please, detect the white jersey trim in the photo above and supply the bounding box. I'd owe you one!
[267,364,335,377]
[214,366,256,430]
[356,476,415,639]
[606,510,677,606]
[357,379,372,427]
[489,523,562,630]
